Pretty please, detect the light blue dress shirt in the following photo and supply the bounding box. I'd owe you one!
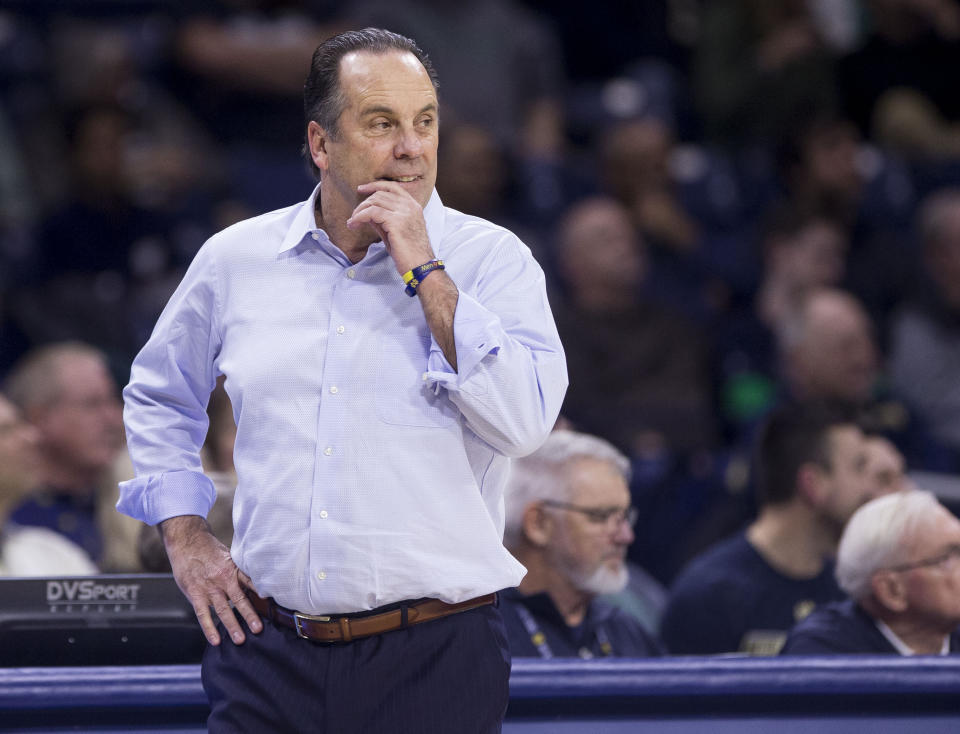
[118,186,567,613]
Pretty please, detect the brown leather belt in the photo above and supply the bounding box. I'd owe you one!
[245,590,496,643]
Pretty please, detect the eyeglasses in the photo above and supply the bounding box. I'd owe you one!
[540,500,638,530]
[886,544,960,573]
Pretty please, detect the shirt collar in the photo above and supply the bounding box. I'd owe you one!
[874,618,951,655]
[278,184,446,256]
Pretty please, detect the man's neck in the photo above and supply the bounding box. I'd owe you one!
[746,504,835,578]
[40,462,100,495]
[516,550,592,627]
[315,191,378,264]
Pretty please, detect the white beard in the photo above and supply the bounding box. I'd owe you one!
[570,561,629,596]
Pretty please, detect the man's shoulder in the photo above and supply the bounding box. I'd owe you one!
[781,599,890,654]
[439,206,527,256]
[671,533,757,589]
[203,201,303,258]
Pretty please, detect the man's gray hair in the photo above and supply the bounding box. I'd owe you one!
[3,341,106,413]
[503,430,630,546]
[836,489,941,601]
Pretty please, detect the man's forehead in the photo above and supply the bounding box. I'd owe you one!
[339,50,433,93]
[568,457,629,498]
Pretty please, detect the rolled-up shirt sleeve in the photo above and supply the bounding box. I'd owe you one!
[117,242,222,525]
[425,234,567,458]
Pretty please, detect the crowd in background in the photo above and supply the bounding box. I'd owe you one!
[4,0,960,651]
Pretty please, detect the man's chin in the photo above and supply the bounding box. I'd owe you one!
[575,564,629,596]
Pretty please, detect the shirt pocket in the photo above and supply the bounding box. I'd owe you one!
[376,332,458,427]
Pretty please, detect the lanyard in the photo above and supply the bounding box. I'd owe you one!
[514,602,613,659]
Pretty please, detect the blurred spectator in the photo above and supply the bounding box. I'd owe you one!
[660,401,882,655]
[552,196,716,459]
[778,288,878,406]
[775,113,916,329]
[782,489,960,654]
[596,115,762,324]
[2,342,124,568]
[889,189,960,460]
[599,117,700,255]
[693,0,838,148]
[501,430,663,657]
[717,205,849,430]
[169,1,347,211]
[0,392,97,576]
[839,0,960,156]
[9,102,198,372]
[777,287,946,469]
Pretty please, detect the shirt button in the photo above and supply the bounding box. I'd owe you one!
[347,269,356,279]
[323,447,333,456]
[311,232,319,241]
[422,372,429,381]
[317,571,327,580]
[329,386,338,394]
[336,325,345,334]
[319,510,328,519]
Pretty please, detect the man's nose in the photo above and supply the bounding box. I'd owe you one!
[613,518,634,545]
[394,126,423,157]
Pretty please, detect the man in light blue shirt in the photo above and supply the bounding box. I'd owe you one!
[118,27,566,733]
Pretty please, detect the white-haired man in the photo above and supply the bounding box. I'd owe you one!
[501,430,662,658]
[781,490,960,654]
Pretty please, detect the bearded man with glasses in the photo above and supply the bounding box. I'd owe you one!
[782,489,960,655]
[500,430,663,658]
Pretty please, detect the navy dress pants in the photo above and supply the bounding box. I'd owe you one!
[201,602,511,733]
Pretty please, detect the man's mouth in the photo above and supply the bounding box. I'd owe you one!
[380,176,420,183]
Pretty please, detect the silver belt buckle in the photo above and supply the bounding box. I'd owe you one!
[293,611,331,639]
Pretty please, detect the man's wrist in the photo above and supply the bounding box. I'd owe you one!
[160,514,211,550]
[403,259,445,297]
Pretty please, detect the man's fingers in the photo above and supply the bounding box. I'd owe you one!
[230,592,264,635]
[237,569,255,590]
[211,591,247,645]
[194,604,222,646]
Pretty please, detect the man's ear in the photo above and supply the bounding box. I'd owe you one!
[307,121,330,173]
[796,462,826,507]
[522,503,554,548]
[871,570,909,613]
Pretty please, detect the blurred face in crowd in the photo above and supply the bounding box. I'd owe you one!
[0,395,41,507]
[33,353,124,482]
[801,121,863,205]
[887,504,960,632]
[601,118,673,202]
[559,198,646,295]
[864,436,909,496]
[788,291,879,403]
[545,457,634,596]
[437,124,507,218]
[310,50,439,220]
[770,219,847,290]
[815,424,874,531]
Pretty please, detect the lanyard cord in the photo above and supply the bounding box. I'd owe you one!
[514,602,613,659]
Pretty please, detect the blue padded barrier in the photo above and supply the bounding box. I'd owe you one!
[2,657,960,732]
